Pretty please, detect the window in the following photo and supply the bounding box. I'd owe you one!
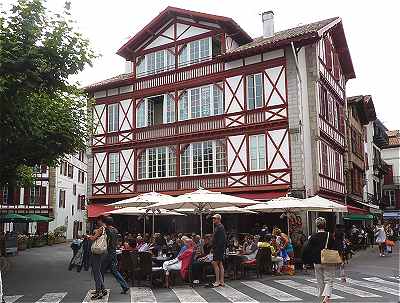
[178,84,223,121]
[179,37,211,67]
[1,186,8,204]
[80,195,86,210]
[59,189,66,208]
[72,204,74,216]
[247,73,263,110]
[30,185,46,205]
[137,49,175,77]
[109,153,119,182]
[108,103,119,132]
[67,164,74,178]
[387,190,396,207]
[335,152,341,181]
[180,140,226,176]
[136,94,175,128]
[73,184,76,196]
[165,94,175,124]
[321,143,328,175]
[137,146,176,179]
[249,134,266,170]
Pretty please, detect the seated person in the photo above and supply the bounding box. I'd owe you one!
[121,239,136,251]
[162,237,194,287]
[136,236,150,252]
[191,234,213,283]
[240,235,259,261]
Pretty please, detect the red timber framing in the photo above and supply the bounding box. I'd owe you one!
[316,31,347,198]
[90,55,290,198]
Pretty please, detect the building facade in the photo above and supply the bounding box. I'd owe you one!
[0,151,87,239]
[345,95,378,212]
[85,7,355,215]
[381,130,400,218]
[363,119,389,210]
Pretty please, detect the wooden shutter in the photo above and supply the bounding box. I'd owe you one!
[333,54,340,80]
[335,152,341,181]
[41,165,47,173]
[39,186,46,205]
[321,143,329,175]
[324,37,333,71]
[24,187,30,205]
[81,195,86,210]
[12,188,20,205]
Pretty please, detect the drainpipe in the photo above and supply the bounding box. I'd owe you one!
[290,42,306,197]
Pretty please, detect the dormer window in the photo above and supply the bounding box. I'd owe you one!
[136,48,175,77]
[179,37,211,67]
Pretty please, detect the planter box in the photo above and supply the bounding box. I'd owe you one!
[17,242,27,251]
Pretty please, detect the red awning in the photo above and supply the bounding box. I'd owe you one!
[233,191,287,201]
[347,205,368,214]
[86,204,114,219]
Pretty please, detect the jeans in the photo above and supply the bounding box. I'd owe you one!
[92,254,105,292]
[314,263,336,298]
[162,258,181,275]
[101,252,129,290]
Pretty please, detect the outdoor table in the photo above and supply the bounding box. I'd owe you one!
[152,255,172,267]
[225,252,243,280]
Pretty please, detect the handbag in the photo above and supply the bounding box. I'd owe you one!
[321,232,341,264]
[91,226,108,255]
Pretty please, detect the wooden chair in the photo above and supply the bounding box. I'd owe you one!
[241,248,272,278]
[120,251,134,283]
[138,252,163,287]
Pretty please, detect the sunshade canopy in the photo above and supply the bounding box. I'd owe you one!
[24,214,53,222]
[0,213,28,222]
[145,189,259,211]
[107,191,176,208]
[245,195,347,213]
[177,206,256,214]
[107,207,185,216]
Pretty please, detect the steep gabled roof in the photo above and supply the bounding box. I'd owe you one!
[117,6,252,60]
[224,17,355,79]
[386,130,400,147]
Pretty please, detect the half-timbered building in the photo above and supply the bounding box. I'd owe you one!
[85,7,355,215]
[345,95,378,213]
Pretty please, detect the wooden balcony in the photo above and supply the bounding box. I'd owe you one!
[136,115,226,141]
[135,59,224,91]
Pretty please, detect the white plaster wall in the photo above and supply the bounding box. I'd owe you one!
[227,135,247,173]
[382,147,400,176]
[119,99,133,131]
[298,48,314,196]
[225,75,244,113]
[49,154,87,239]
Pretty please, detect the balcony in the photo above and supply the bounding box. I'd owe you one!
[135,58,224,92]
[373,120,389,148]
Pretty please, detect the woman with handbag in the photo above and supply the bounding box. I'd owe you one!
[87,217,108,300]
[302,217,341,303]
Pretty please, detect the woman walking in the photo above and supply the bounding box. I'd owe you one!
[87,217,108,300]
[375,223,387,257]
[302,217,339,303]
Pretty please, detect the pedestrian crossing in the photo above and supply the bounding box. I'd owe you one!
[4,276,399,303]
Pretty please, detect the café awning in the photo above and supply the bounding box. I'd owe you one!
[0,213,28,222]
[86,204,114,218]
[24,214,53,222]
[343,214,374,221]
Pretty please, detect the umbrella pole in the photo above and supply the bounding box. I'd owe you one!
[152,213,155,235]
[143,217,146,235]
[287,213,290,237]
[200,212,203,238]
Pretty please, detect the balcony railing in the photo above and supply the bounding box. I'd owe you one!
[135,59,224,91]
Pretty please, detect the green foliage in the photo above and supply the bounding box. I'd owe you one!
[54,225,67,238]
[0,0,95,186]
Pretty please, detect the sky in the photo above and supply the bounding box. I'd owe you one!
[5,0,400,130]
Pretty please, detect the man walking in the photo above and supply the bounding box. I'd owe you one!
[211,214,226,287]
[101,216,129,294]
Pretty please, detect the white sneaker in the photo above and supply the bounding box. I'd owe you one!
[193,280,200,284]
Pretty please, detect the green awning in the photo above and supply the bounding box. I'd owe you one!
[0,213,28,222]
[24,214,53,222]
[343,214,374,221]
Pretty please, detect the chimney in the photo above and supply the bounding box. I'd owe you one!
[262,11,274,38]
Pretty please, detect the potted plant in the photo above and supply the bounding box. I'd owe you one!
[47,232,55,246]
[54,226,67,243]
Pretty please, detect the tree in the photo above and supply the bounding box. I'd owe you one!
[0,0,95,200]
